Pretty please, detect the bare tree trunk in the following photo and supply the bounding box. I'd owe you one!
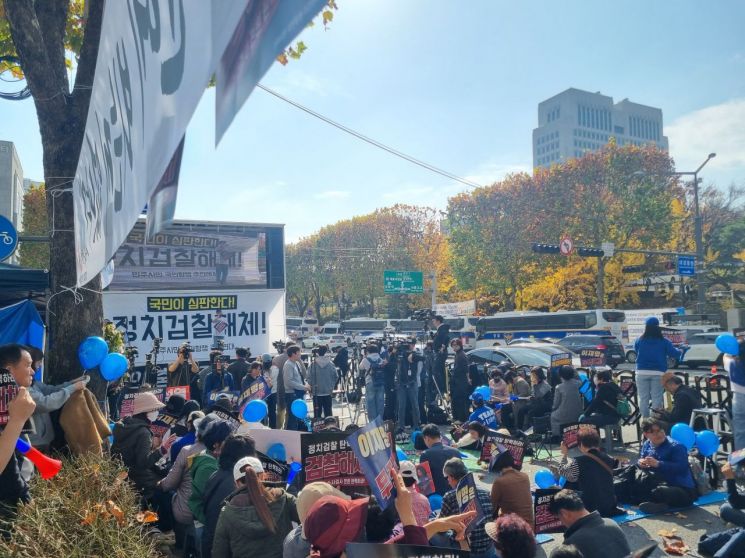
[5,0,106,399]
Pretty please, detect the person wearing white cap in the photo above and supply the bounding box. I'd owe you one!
[211,455,299,558]
[399,461,431,526]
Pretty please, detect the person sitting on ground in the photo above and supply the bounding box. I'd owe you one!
[653,374,702,429]
[212,456,298,558]
[441,457,495,558]
[551,366,584,437]
[283,482,351,558]
[455,421,489,450]
[484,513,536,558]
[170,399,201,440]
[399,461,432,526]
[517,367,552,430]
[558,426,622,517]
[720,461,745,528]
[170,409,204,463]
[489,447,534,526]
[489,370,511,404]
[548,489,631,558]
[549,544,585,558]
[201,434,256,558]
[579,369,622,427]
[419,423,462,496]
[469,392,499,429]
[636,417,698,514]
[308,345,339,419]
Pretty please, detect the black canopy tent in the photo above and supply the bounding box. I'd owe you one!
[0,262,50,317]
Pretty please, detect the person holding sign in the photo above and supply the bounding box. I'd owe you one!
[203,356,235,410]
[420,424,462,495]
[579,369,621,428]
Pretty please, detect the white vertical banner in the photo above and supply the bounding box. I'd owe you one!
[73,0,251,287]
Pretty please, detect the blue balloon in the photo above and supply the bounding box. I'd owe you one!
[558,475,567,488]
[396,448,408,462]
[100,353,128,381]
[473,385,491,400]
[242,399,268,422]
[535,469,555,489]
[287,461,302,484]
[267,443,287,462]
[716,334,740,356]
[428,493,443,511]
[291,398,308,420]
[78,336,109,369]
[695,429,720,457]
[670,422,695,450]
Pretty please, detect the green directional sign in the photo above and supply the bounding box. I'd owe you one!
[384,270,424,294]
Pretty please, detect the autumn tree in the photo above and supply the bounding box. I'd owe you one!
[19,183,49,269]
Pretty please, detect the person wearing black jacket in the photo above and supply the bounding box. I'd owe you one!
[558,426,623,517]
[227,348,251,391]
[431,315,450,396]
[450,339,470,422]
[333,345,349,380]
[654,375,702,428]
[581,369,622,427]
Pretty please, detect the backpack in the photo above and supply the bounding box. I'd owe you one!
[689,454,711,496]
[427,404,450,425]
[616,396,632,418]
[369,358,386,388]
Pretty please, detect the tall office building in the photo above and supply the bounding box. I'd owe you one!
[0,140,25,264]
[532,88,668,168]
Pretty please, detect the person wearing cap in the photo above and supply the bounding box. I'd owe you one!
[212,455,298,558]
[468,392,499,429]
[489,447,533,526]
[203,356,235,410]
[399,461,432,526]
[419,423,462,496]
[548,489,630,558]
[170,399,201,439]
[441,457,495,558]
[283,482,352,558]
[634,316,682,418]
[484,513,536,558]
[201,434,256,558]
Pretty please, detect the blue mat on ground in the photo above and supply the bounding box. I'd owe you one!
[612,491,728,524]
[536,534,554,544]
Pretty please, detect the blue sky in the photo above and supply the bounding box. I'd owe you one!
[3,0,744,242]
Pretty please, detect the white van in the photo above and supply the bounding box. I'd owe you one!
[321,322,341,335]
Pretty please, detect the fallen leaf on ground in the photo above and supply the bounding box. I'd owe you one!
[673,512,687,519]
[658,529,678,537]
[136,511,159,524]
[661,535,690,556]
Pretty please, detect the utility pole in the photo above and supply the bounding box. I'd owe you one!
[431,272,437,310]
[596,257,605,306]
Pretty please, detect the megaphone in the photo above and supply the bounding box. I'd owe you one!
[15,438,62,480]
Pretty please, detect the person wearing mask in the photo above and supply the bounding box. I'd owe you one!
[397,340,422,430]
[634,317,682,418]
[201,434,256,558]
[654,374,702,429]
[580,369,622,427]
[359,344,386,422]
[283,482,352,558]
[283,346,310,430]
[203,356,235,410]
[636,418,697,514]
[484,514,537,558]
[167,343,200,388]
[170,409,204,464]
[489,448,533,526]
[432,315,450,399]
[308,345,338,419]
[469,393,499,429]
[226,347,251,390]
[724,338,745,450]
[419,423,462,496]
[489,370,511,404]
[450,338,471,422]
[517,367,552,430]
[502,369,531,431]
[551,366,584,437]
[558,427,622,517]
[441,457,496,558]
[548,489,630,558]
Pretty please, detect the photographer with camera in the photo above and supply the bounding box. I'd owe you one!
[168,342,199,388]
[431,315,450,399]
[227,347,251,389]
[359,344,386,422]
[397,339,422,430]
[203,353,235,409]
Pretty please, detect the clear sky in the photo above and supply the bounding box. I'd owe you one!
[3,0,744,242]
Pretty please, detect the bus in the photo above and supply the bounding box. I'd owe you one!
[286,316,319,339]
[340,318,392,341]
[391,319,427,338]
[443,316,479,350]
[475,309,628,347]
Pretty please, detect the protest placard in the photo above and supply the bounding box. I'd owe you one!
[150,410,179,439]
[237,377,269,415]
[210,407,241,431]
[550,352,573,384]
[248,429,303,462]
[346,543,469,558]
[415,462,435,496]
[579,348,606,367]
[455,473,485,535]
[347,417,398,509]
[256,450,289,483]
[561,423,599,457]
[534,488,564,534]
[0,370,32,432]
[166,385,191,401]
[480,430,526,469]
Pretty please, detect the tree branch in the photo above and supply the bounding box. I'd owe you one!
[33,0,69,93]
[71,0,104,125]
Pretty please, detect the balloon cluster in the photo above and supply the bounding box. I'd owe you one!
[77,336,128,381]
[670,422,720,457]
[534,469,566,489]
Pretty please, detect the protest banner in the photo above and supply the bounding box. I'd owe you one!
[119,386,165,417]
[661,327,686,345]
[256,450,289,483]
[579,348,606,367]
[238,377,269,416]
[346,543,468,558]
[209,407,241,432]
[454,473,485,535]
[415,462,435,496]
[166,385,191,401]
[534,488,564,534]
[480,430,526,469]
[550,352,573,383]
[346,417,398,509]
[150,410,179,439]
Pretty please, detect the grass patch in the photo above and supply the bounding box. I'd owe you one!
[0,452,163,557]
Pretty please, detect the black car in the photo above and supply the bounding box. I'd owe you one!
[557,334,626,368]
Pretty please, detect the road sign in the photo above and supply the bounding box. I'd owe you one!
[0,216,18,262]
[678,256,695,276]
[384,270,424,294]
[601,242,615,258]
[559,235,574,256]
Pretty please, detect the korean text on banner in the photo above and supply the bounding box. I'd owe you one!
[534,488,565,534]
[346,543,469,558]
[346,417,398,509]
[480,430,526,469]
[454,473,485,535]
[73,0,251,286]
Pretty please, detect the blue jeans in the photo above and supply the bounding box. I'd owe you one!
[733,392,745,451]
[720,503,745,527]
[285,390,306,430]
[636,373,664,418]
[397,382,421,428]
[716,529,745,558]
[366,382,385,422]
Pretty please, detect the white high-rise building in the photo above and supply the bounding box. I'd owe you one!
[532,88,668,169]
[0,141,25,264]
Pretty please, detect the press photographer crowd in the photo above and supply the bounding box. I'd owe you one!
[2,315,745,558]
